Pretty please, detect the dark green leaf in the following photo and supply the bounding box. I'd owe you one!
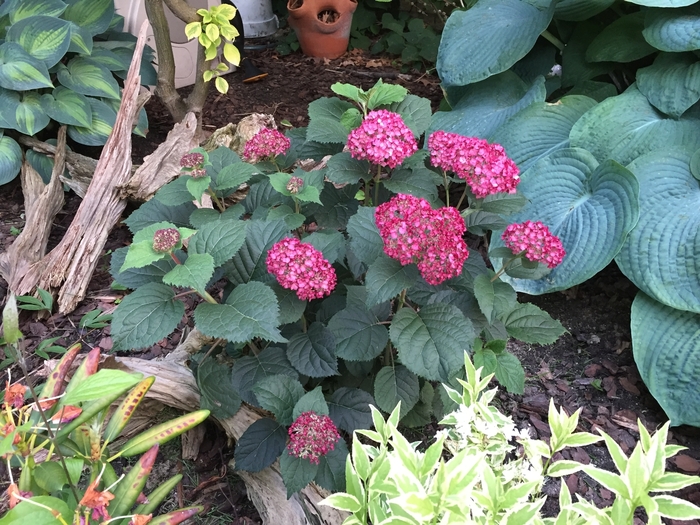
[286,322,338,378]
[252,374,305,426]
[347,206,384,266]
[328,307,388,361]
[280,449,318,497]
[307,97,355,143]
[293,386,329,419]
[389,94,432,137]
[197,358,241,419]
[328,387,374,433]
[125,199,196,233]
[586,12,656,63]
[364,255,419,307]
[326,152,371,184]
[189,219,248,267]
[315,439,348,492]
[225,219,289,284]
[373,365,420,418]
[234,418,287,472]
[231,347,298,406]
[503,303,566,344]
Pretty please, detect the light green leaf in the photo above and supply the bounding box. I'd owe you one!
[6,15,71,68]
[586,12,657,63]
[62,369,142,405]
[437,0,555,88]
[0,42,53,90]
[252,374,305,425]
[162,253,214,293]
[374,365,420,418]
[286,322,338,377]
[643,5,700,52]
[0,496,71,525]
[637,52,700,118]
[320,493,362,513]
[189,219,248,267]
[293,386,329,418]
[494,351,525,394]
[390,303,474,382]
[366,80,407,109]
[40,86,92,127]
[631,292,700,427]
[328,307,388,361]
[491,148,639,294]
[616,149,700,312]
[654,495,700,520]
[62,0,114,35]
[111,283,185,350]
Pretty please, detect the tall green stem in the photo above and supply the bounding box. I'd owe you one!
[456,185,468,210]
[490,251,524,282]
[541,29,564,51]
[373,164,382,205]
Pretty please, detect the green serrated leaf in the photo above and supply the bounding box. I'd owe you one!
[280,449,319,497]
[252,374,305,426]
[307,97,355,143]
[503,303,566,344]
[234,418,287,472]
[189,219,248,267]
[374,365,420,418]
[162,253,214,293]
[293,386,329,419]
[328,307,388,361]
[286,322,338,378]
[365,255,419,308]
[197,358,241,419]
[328,387,374,433]
[231,346,298,406]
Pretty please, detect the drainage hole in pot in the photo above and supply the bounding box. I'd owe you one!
[318,9,339,23]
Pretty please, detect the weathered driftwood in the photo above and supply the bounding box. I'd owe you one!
[0,129,67,291]
[119,111,199,202]
[108,328,346,525]
[12,22,150,313]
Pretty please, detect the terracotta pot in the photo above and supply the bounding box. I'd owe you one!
[287,0,357,59]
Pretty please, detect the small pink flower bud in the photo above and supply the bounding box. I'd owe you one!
[152,228,180,253]
[180,152,204,168]
[189,167,207,179]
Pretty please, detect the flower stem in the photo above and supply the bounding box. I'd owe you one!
[541,29,565,52]
[201,290,218,304]
[456,185,468,210]
[208,190,225,212]
[170,252,182,265]
[490,251,524,282]
[373,164,382,205]
[442,170,450,207]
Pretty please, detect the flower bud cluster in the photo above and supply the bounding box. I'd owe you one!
[286,176,304,194]
[287,411,341,464]
[242,128,291,163]
[501,220,566,269]
[152,228,181,253]
[180,152,204,168]
[428,131,520,198]
[375,194,469,285]
[267,237,337,300]
[347,110,418,169]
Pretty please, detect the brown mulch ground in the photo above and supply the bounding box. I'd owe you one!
[2,47,700,524]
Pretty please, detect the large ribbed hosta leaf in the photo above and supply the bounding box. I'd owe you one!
[636,52,700,118]
[615,148,700,313]
[631,292,700,426]
[490,148,639,294]
[643,5,700,52]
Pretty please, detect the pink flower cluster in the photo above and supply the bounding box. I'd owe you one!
[287,411,341,465]
[242,128,291,162]
[375,194,469,285]
[266,237,337,300]
[501,220,566,269]
[347,110,418,169]
[152,228,180,253]
[180,152,204,168]
[428,131,520,198]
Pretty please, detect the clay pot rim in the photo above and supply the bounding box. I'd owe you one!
[287,0,357,10]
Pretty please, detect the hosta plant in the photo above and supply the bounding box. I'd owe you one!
[321,352,700,525]
[109,80,567,494]
[0,0,155,185]
[0,295,208,524]
[434,0,700,426]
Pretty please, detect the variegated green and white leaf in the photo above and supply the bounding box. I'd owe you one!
[6,15,72,68]
[0,42,53,91]
[40,86,92,127]
[57,57,121,99]
[66,97,116,146]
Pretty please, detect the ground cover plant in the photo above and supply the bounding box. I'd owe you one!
[434,0,700,427]
[0,0,154,184]
[110,79,569,496]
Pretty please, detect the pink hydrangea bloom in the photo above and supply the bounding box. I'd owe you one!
[152,228,180,253]
[375,194,468,285]
[243,128,291,163]
[428,131,520,198]
[501,220,566,269]
[287,411,341,464]
[266,237,337,300]
[180,152,204,168]
[347,110,418,169]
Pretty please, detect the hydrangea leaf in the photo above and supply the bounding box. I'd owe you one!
[307,97,355,144]
[225,219,289,284]
[326,152,370,184]
[315,439,348,492]
[631,292,700,427]
[252,374,305,426]
[390,303,474,382]
[490,148,639,294]
[303,230,346,264]
[231,347,298,406]
[364,255,419,308]
[280,449,318,497]
[615,148,700,312]
[293,386,329,419]
[328,307,389,361]
[162,253,214,293]
[189,219,248,267]
[197,358,241,419]
[328,388,374,434]
[125,198,196,233]
[390,94,432,137]
[234,418,287,472]
[286,322,338,378]
[347,206,384,266]
[111,283,185,350]
[502,303,566,345]
[373,365,420,418]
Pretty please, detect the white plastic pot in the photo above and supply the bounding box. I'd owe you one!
[233,0,278,38]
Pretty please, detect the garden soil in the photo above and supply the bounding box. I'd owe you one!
[1,47,700,524]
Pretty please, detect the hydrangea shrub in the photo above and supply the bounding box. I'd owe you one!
[110,80,567,494]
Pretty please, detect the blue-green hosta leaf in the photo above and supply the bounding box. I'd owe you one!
[252,374,305,426]
[111,283,185,350]
[189,219,248,267]
[67,23,93,54]
[197,358,241,419]
[306,97,355,144]
[561,21,615,88]
[328,388,374,433]
[570,84,700,166]
[430,72,546,140]
[40,86,92,127]
[631,292,700,426]
[586,12,657,63]
[643,5,700,52]
[6,15,71,68]
[10,0,67,22]
[554,0,614,21]
[225,219,289,284]
[195,281,285,343]
[364,255,419,308]
[162,253,214,294]
[0,135,22,185]
[62,0,114,36]
[0,42,52,90]
[57,57,121,99]
[565,80,619,102]
[0,88,19,129]
[637,53,700,118]
[234,418,287,472]
[14,91,49,135]
[231,346,298,406]
[286,322,338,378]
[373,365,420,418]
[489,95,598,173]
[630,0,697,5]
[389,94,432,137]
[490,148,639,294]
[328,307,388,361]
[66,97,116,146]
[346,206,384,266]
[437,0,555,88]
[616,149,700,313]
[280,449,318,497]
[390,303,474,382]
[81,47,129,71]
